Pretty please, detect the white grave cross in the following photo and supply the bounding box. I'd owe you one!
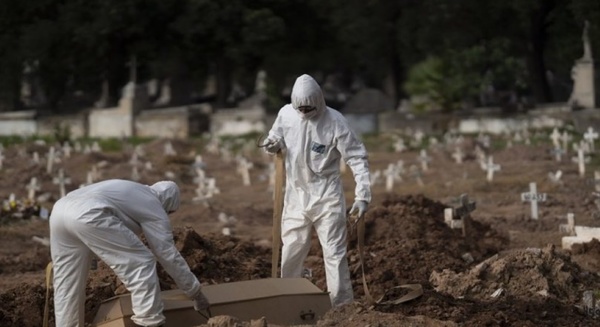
[482,156,501,182]
[559,213,575,235]
[164,141,177,156]
[584,127,598,152]
[521,182,546,220]
[237,158,253,186]
[550,128,561,148]
[26,177,41,201]
[53,168,72,198]
[46,146,56,174]
[452,147,464,164]
[572,148,589,177]
[418,149,431,171]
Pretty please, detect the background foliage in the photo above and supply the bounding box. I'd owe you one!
[0,0,598,112]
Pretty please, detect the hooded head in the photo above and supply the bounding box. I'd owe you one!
[150,181,180,213]
[291,74,326,120]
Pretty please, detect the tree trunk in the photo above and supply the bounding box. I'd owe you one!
[527,0,555,103]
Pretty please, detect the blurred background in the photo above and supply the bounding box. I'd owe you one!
[0,0,598,119]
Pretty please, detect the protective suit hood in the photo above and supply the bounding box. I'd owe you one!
[291,74,326,120]
[150,181,180,213]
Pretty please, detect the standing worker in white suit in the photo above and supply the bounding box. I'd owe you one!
[263,74,372,307]
[50,179,209,327]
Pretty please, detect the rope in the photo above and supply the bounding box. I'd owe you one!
[350,214,423,306]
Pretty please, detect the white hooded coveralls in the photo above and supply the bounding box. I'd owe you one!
[50,179,201,327]
[267,74,372,307]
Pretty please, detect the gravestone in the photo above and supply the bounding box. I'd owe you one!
[0,148,4,169]
[568,21,595,109]
[521,182,547,220]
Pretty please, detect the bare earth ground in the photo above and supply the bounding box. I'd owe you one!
[2,133,600,326]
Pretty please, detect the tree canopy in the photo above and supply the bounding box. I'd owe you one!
[0,0,598,112]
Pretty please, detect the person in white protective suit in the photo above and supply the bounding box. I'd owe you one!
[263,74,371,307]
[50,179,209,327]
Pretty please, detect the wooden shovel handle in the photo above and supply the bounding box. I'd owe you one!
[272,151,285,278]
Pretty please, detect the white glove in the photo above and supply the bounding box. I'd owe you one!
[349,200,368,218]
[263,138,281,155]
[193,290,210,311]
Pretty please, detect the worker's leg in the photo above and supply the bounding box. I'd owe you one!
[72,211,165,327]
[314,212,354,307]
[50,212,92,327]
[280,215,313,278]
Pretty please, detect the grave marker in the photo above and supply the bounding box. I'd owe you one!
[521,182,546,220]
[164,141,177,156]
[550,147,565,162]
[559,213,575,236]
[26,177,41,201]
[452,147,464,164]
[62,142,72,158]
[91,141,101,153]
[0,148,4,169]
[46,146,56,174]
[383,163,397,192]
[561,131,571,153]
[409,165,424,187]
[548,170,563,184]
[131,166,140,181]
[572,148,589,177]
[455,194,476,237]
[53,168,71,198]
[418,149,431,172]
[393,138,406,152]
[444,208,463,229]
[237,158,253,186]
[32,151,40,165]
[584,126,598,152]
[482,156,501,182]
[550,128,561,148]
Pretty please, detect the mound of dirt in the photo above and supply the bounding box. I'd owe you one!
[430,244,600,303]
[305,194,507,300]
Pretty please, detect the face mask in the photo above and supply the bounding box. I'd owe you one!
[297,106,318,119]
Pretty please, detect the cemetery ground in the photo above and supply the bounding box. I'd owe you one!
[3,130,600,326]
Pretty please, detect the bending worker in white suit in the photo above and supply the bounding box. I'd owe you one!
[264,74,372,307]
[50,179,209,327]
